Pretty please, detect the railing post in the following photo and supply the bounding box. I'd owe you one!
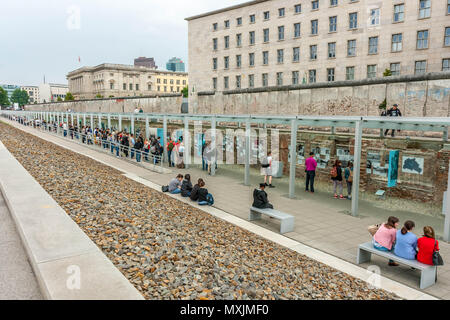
[289,119,298,199]
[163,115,168,164]
[211,116,216,176]
[351,120,363,217]
[245,119,251,186]
[184,116,189,169]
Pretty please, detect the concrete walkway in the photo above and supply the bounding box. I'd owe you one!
[4,119,450,299]
[0,193,42,300]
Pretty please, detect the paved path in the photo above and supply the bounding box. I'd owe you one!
[4,119,450,299]
[0,193,42,300]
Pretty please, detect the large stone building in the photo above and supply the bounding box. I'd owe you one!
[20,86,40,104]
[186,0,450,96]
[134,57,157,69]
[67,64,188,100]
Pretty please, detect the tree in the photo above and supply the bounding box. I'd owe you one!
[383,69,392,77]
[57,97,63,102]
[0,87,10,106]
[10,89,29,106]
[95,94,103,99]
[65,92,74,101]
[181,86,188,98]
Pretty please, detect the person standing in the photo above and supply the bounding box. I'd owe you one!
[167,138,175,167]
[305,152,317,193]
[344,162,354,200]
[384,104,402,137]
[262,152,275,188]
[331,160,344,199]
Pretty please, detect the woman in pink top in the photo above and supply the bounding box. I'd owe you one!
[373,216,400,266]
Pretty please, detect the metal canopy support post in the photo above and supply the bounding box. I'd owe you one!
[118,115,122,131]
[184,116,189,169]
[444,127,448,142]
[245,119,251,186]
[163,115,168,164]
[90,114,94,128]
[289,119,298,199]
[107,114,111,130]
[77,114,79,127]
[444,160,450,242]
[211,116,216,176]
[83,114,86,126]
[98,114,102,129]
[131,115,135,136]
[71,113,74,126]
[145,116,149,140]
[351,120,363,217]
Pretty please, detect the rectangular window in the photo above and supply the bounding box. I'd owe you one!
[157,86,160,91]
[213,38,218,50]
[417,30,429,49]
[276,72,283,86]
[279,8,285,17]
[236,75,241,89]
[292,71,299,85]
[213,23,218,31]
[225,20,230,28]
[250,14,256,23]
[237,17,242,26]
[448,0,450,14]
[309,70,316,83]
[263,51,269,65]
[370,8,380,26]
[236,33,242,46]
[224,36,229,49]
[349,12,358,29]
[264,11,270,20]
[310,45,317,60]
[224,56,229,69]
[311,20,318,34]
[249,31,255,45]
[419,0,431,19]
[263,28,270,42]
[129,83,133,90]
[368,36,378,54]
[443,59,450,71]
[367,65,377,78]
[330,0,338,6]
[327,68,335,82]
[415,60,427,74]
[347,39,356,56]
[293,47,300,62]
[329,16,337,32]
[294,23,301,37]
[262,73,268,87]
[390,63,401,76]
[278,26,285,40]
[346,66,355,80]
[312,0,319,10]
[445,27,450,46]
[135,84,139,91]
[148,84,151,91]
[295,4,302,13]
[393,4,404,22]
[110,83,114,90]
[392,34,403,52]
[328,42,336,58]
[249,53,255,66]
[224,77,229,89]
[277,49,284,63]
[236,55,242,68]
[249,74,255,88]
[213,58,217,70]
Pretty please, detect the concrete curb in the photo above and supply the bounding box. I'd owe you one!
[0,140,144,300]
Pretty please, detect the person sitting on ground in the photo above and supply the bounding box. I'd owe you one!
[181,174,193,197]
[197,180,214,206]
[394,220,418,260]
[190,178,203,202]
[168,174,183,194]
[252,183,274,209]
[417,226,439,266]
[373,216,400,266]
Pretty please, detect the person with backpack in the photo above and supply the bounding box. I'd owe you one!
[384,104,402,137]
[331,160,344,199]
[167,138,175,167]
[344,161,354,200]
[190,178,204,202]
[134,136,143,163]
[197,180,214,206]
[252,183,274,209]
[262,152,275,188]
[305,152,317,193]
[181,174,193,197]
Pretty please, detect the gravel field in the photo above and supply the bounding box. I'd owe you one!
[0,122,400,300]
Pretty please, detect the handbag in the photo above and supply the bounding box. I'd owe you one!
[161,185,169,193]
[368,223,382,237]
[432,240,444,266]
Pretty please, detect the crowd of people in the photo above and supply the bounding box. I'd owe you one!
[165,174,215,206]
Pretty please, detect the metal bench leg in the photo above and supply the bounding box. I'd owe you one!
[280,217,295,234]
[420,267,437,290]
[249,210,262,221]
[357,248,371,264]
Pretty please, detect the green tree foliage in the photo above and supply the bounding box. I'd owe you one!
[57,97,63,102]
[379,98,387,110]
[383,69,392,77]
[181,86,188,98]
[95,94,103,99]
[10,89,29,106]
[65,92,74,101]
[0,87,10,106]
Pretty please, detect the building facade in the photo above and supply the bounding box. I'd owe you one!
[134,57,157,69]
[0,84,20,100]
[67,64,188,100]
[166,57,186,72]
[20,86,40,103]
[186,0,450,95]
[38,83,69,103]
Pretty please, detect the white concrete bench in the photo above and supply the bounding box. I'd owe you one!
[249,207,294,234]
[357,242,437,289]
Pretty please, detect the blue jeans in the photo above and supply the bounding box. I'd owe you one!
[131,149,135,159]
[182,192,191,198]
[198,194,214,206]
[115,145,120,157]
[373,239,395,263]
[136,152,141,163]
[170,189,181,194]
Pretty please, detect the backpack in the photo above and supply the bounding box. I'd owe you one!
[330,166,338,178]
[161,185,169,192]
[261,156,270,168]
[347,168,353,183]
[168,141,174,151]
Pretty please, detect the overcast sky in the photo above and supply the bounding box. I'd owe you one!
[0,0,243,86]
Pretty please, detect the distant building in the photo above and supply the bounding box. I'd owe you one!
[20,86,40,103]
[166,57,186,72]
[134,57,157,69]
[38,83,69,103]
[67,63,188,100]
[0,84,20,100]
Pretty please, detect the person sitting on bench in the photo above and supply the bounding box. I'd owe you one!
[394,220,417,260]
[252,183,274,209]
[417,226,439,266]
[373,216,400,266]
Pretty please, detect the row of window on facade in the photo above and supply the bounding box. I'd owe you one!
[214,25,450,51]
[213,0,447,31]
[212,59,450,90]
[109,83,183,93]
[155,78,187,85]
